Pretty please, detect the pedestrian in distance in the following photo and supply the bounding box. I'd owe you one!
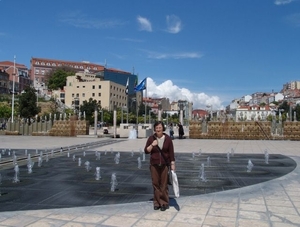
[169,123,174,139]
[178,122,184,139]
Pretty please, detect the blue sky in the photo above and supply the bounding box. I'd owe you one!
[1,0,300,109]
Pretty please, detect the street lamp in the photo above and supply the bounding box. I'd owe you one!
[110,95,117,138]
[158,103,162,121]
[94,105,98,136]
[11,56,16,123]
[99,110,103,124]
[178,101,184,125]
[121,106,128,124]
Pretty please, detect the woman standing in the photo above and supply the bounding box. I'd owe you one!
[144,121,175,211]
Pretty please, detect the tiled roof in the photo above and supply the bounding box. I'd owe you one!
[0,61,28,69]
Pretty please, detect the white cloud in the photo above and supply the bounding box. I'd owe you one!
[60,11,125,29]
[165,15,182,34]
[146,78,224,110]
[106,37,144,43]
[274,0,295,5]
[137,16,152,32]
[144,50,203,59]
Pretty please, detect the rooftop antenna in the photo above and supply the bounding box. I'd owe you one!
[132,66,135,75]
[104,59,107,68]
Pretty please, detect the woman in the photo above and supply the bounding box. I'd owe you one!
[144,121,175,211]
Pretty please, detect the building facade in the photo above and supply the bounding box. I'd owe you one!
[0,61,30,94]
[0,70,9,94]
[30,57,105,85]
[64,71,128,111]
[236,105,273,121]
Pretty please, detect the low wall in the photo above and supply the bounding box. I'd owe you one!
[189,121,300,140]
[3,119,89,137]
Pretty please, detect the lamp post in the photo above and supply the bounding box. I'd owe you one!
[126,106,128,124]
[94,105,98,136]
[11,56,16,123]
[178,101,184,125]
[113,104,117,138]
[110,95,117,138]
[99,110,103,124]
[158,103,162,121]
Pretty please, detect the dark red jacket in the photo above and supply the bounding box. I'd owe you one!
[144,133,175,165]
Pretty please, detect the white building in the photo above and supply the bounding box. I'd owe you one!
[236,105,273,122]
[63,71,128,111]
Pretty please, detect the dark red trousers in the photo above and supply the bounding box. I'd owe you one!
[150,165,169,207]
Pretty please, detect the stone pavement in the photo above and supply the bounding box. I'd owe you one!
[0,135,300,227]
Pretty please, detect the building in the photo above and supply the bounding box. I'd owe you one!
[0,69,9,94]
[63,71,129,112]
[96,68,139,112]
[143,97,171,114]
[192,109,209,120]
[30,57,140,110]
[30,57,105,85]
[0,61,31,94]
[236,105,273,121]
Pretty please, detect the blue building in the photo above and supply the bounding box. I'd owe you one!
[96,68,139,112]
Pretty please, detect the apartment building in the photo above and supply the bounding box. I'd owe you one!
[236,105,273,121]
[0,70,9,94]
[64,71,129,111]
[0,61,31,93]
[30,57,105,85]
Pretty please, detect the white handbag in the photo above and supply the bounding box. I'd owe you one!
[171,170,180,198]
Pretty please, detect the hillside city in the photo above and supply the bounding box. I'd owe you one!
[0,57,300,125]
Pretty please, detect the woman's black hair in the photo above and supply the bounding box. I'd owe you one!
[154,121,166,131]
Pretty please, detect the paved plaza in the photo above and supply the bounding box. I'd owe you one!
[0,135,300,227]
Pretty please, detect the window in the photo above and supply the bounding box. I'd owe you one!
[77,86,79,88]
[92,93,95,97]
[76,93,79,98]
[35,69,39,74]
[98,93,101,97]
[82,93,85,97]
[72,93,74,98]
[92,85,95,89]
[83,86,85,88]
[98,85,101,89]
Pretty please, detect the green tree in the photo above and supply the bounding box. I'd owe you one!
[19,86,41,123]
[295,104,300,121]
[0,102,11,119]
[278,101,289,114]
[46,66,76,90]
[80,98,101,125]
